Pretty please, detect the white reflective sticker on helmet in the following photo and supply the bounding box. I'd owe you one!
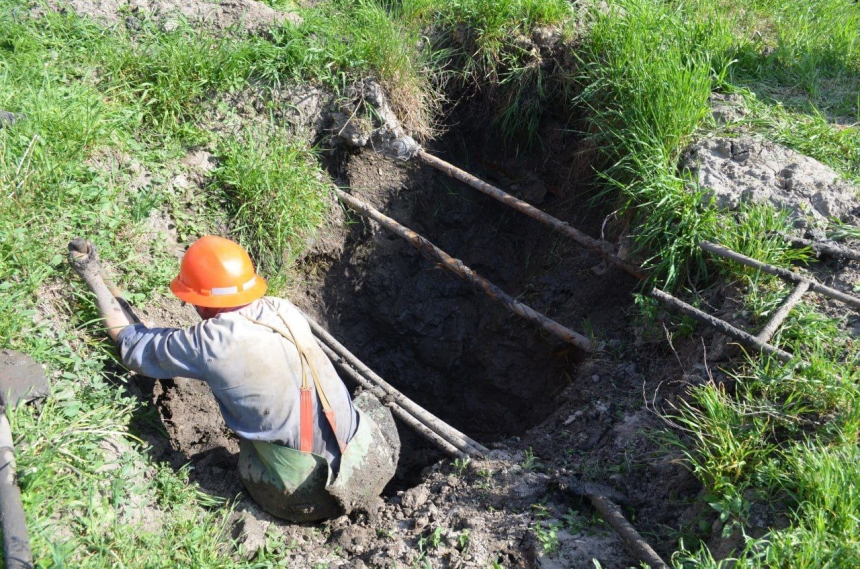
[211,286,239,296]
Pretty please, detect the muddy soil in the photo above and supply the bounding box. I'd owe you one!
[43,0,300,34]
[126,119,860,565]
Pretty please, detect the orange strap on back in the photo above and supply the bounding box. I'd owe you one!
[299,387,314,453]
[245,305,347,455]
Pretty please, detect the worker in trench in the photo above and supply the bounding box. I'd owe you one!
[68,235,400,522]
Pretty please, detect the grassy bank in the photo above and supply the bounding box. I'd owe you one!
[572,0,860,566]
[1,0,859,566]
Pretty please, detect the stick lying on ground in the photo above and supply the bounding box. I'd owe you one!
[334,188,596,352]
[557,477,668,568]
[756,281,810,343]
[780,233,860,261]
[701,240,860,311]
[316,339,466,458]
[650,288,796,363]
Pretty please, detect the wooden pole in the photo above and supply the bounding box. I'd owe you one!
[700,241,860,311]
[780,233,860,261]
[418,151,648,281]
[650,288,796,363]
[316,340,467,458]
[334,188,596,352]
[588,494,668,569]
[756,281,810,343]
[301,309,489,456]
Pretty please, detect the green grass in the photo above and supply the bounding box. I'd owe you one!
[212,126,329,268]
[570,1,860,567]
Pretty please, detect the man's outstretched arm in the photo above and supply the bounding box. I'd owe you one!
[67,238,133,343]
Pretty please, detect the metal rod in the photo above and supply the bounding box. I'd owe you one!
[781,233,860,261]
[650,288,795,363]
[316,340,467,458]
[700,241,860,311]
[417,150,648,280]
[334,188,596,352]
[301,308,489,456]
[756,281,810,343]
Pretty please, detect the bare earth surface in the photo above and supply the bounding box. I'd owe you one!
[45,0,301,33]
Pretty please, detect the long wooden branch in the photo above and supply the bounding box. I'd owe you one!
[756,282,810,343]
[650,288,796,363]
[301,309,489,456]
[588,494,668,569]
[315,340,467,458]
[701,240,860,311]
[334,188,596,352]
[418,151,648,281]
[780,233,860,261]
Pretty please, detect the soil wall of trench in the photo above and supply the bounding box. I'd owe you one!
[129,110,712,567]
[291,123,641,481]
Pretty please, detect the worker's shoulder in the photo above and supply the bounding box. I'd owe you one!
[260,296,298,311]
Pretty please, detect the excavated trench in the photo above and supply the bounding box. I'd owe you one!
[131,112,706,564]
[294,124,642,490]
[134,113,640,508]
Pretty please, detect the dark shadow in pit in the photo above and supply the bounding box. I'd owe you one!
[298,126,641,491]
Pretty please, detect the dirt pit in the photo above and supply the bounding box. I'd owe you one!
[292,129,640,483]
[123,119,711,567]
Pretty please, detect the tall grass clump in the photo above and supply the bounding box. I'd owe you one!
[399,0,575,146]
[212,127,329,269]
[575,0,734,285]
[712,0,860,119]
[104,21,256,134]
[753,443,860,566]
[252,0,435,136]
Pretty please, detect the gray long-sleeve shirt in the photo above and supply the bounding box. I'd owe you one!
[117,297,358,471]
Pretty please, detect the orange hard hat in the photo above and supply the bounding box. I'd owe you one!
[170,235,267,308]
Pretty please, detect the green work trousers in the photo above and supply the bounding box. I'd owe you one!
[237,392,399,522]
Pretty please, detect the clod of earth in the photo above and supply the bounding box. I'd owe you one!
[682,136,859,227]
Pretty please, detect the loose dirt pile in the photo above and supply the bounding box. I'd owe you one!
[45,0,300,33]
[682,135,859,227]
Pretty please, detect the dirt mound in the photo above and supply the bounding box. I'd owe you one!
[682,136,859,227]
[47,0,300,34]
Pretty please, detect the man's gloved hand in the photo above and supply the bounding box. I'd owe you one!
[68,237,102,282]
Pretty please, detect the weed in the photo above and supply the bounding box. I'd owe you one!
[423,526,444,550]
[211,126,328,269]
[522,447,541,471]
[457,529,470,551]
[414,527,444,568]
[532,520,561,555]
[452,456,471,476]
[376,527,393,539]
